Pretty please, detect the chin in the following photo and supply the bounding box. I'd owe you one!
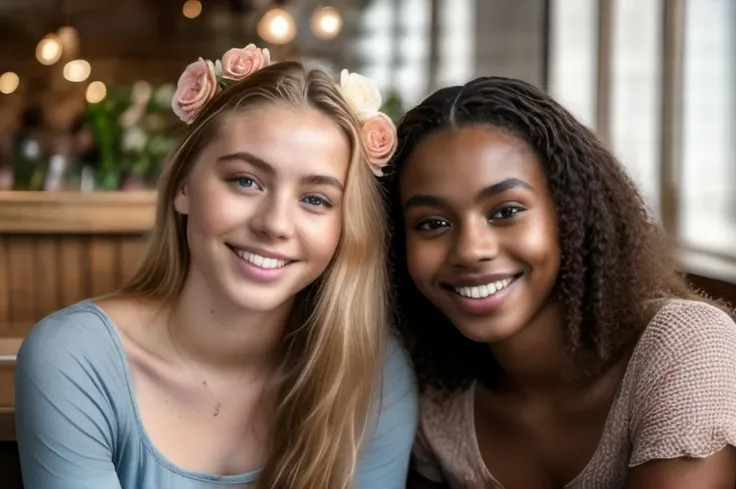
[450,315,525,344]
[228,291,292,314]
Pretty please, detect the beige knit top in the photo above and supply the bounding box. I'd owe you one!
[413,300,736,489]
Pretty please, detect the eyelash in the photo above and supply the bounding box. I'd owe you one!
[414,205,524,232]
[228,177,333,209]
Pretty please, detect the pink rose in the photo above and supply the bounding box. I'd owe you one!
[220,44,271,82]
[172,58,218,124]
[361,113,397,177]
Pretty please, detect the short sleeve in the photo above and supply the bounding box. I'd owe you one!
[629,301,736,467]
[412,423,445,483]
[15,311,123,489]
[354,335,419,489]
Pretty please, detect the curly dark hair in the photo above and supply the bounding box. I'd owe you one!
[385,76,721,395]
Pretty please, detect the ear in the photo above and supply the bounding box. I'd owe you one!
[174,182,190,215]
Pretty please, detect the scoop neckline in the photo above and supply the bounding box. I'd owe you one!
[78,300,261,485]
[466,377,626,488]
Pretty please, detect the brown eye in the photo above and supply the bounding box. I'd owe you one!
[490,206,523,220]
[415,218,450,232]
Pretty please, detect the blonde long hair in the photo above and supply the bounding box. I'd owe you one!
[121,62,388,489]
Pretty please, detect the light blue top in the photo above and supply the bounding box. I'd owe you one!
[15,301,418,489]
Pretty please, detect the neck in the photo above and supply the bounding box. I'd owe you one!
[488,298,580,398]
[167,271,292,375]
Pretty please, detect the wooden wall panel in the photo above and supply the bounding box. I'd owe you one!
[89,237,118,298]
[5,238,35,337]
[0,191,156,339]
[58,237,86,312]
[34,238,60,323]
[0,234,150,338]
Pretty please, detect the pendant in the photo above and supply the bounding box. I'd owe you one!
[213,402,221,417]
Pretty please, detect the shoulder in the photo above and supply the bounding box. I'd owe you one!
[355,335,418,487]
[375,333,418,413]
[626,299,736,465]
[14,302,140,486]
[365,333,418,440]
[632,299,736,368]
[381,334,415,385]
[16,301,128,395]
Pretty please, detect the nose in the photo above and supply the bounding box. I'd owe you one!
[249,192,295,241]
[450,217,499,267]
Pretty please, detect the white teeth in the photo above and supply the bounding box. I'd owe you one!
[453,276,516,299]
[236,250,287,269]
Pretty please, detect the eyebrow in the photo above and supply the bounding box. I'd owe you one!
[403,177,533,210]
[216,151,344,192]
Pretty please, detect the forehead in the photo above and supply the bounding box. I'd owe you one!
[401,125,544,197]
[200,104,351,177]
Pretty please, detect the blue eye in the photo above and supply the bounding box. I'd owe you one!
[231,177,261,190]
[416,218,450,231]
[302,195,332,208]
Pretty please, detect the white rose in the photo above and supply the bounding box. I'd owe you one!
[339,69,382,120]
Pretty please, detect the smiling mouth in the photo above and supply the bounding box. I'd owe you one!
[445,273,523,299]
[227,245,291,270]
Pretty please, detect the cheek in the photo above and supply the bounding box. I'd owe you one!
[404,233,442,287]
[515,216,560,272]
[188,184,246,236]
[302,213,343,262]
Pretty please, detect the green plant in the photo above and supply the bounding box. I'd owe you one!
[86,82,176,189]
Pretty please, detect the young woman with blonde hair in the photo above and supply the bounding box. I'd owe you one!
[15,45,416,489]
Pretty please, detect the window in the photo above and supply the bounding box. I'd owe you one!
[679,0,736,257]
[550,0,736,279]
[358,0,476,107]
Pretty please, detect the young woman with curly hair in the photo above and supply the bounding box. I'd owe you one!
[385,76,736,489]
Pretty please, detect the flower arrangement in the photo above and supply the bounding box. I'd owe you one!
[171,44,397,177]
[172,44,271,123]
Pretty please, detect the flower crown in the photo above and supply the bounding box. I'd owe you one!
[171,44,397,177]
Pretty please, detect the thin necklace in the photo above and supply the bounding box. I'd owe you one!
[167,324,223,417]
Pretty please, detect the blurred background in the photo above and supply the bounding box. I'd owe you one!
[0,0,734,484]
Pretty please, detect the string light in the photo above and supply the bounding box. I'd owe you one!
[63,59,91,82]
[0,72,20,95]
[85,81,107,103]
[257,7,297,45]
[311,6,342,40]
[183,0,202,19]
[36,34,63,65]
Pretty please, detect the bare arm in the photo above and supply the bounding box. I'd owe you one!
[625,447,736,489]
